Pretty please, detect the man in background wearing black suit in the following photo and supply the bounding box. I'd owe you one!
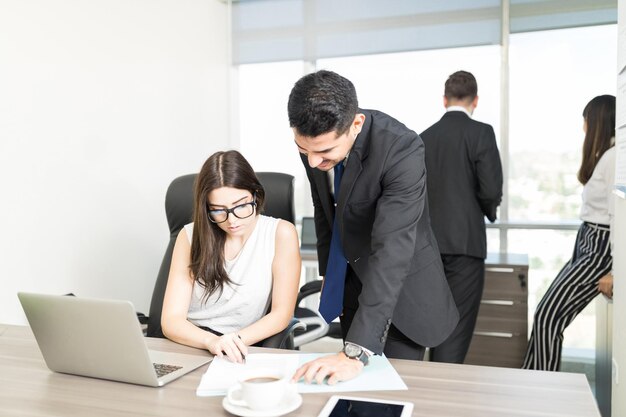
[420,70,503,364]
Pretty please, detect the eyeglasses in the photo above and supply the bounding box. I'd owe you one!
[208,199,257,224]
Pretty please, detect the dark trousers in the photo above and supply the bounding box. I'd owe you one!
[429,255,484,364]
[339,266,426,361]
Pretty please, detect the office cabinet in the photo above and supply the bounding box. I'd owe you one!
[464,253,529,368]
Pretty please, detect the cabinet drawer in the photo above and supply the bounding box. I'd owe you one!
[484,267,528,298]
[474,314,527,335]
[476,299,527,321]
[465,332,527,368]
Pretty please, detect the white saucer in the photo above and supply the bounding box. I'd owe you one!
[222,390,302,417]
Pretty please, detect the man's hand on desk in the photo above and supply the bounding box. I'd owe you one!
[291,352,363,385]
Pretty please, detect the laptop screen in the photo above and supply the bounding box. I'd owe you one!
[300,217,317,249]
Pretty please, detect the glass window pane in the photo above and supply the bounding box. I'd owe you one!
[486,227,500,253]
[317,45,501,145]
[508,25,617,222]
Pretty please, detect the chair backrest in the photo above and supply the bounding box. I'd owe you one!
[146,172,295,338]
[256,172,295,224]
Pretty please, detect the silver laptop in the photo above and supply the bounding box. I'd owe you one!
[18,292,211,387]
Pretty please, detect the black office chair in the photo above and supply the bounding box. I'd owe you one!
[144,172,302,349]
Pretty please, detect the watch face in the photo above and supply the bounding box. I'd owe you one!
[344,343,362,358]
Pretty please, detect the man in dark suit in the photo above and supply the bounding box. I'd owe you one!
[420,70,503,363]
[288,70,458,384]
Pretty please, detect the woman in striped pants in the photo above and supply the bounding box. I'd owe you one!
[523,95,616,371]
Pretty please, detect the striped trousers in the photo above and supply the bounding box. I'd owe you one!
[522,222,612,371]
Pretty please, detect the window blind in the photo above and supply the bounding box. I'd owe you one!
[232,0,501,64]
[231,0,617,65]
[511,0,616,33]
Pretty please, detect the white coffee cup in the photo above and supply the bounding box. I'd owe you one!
[226,368,287,411]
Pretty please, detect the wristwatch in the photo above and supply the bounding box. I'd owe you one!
[343,342,369,366]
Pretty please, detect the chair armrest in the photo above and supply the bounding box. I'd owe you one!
[136,312,149,325]
[261,318,306,350]
[296,280,323,305]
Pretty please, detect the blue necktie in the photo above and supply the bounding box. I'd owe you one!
[318,162,348,323]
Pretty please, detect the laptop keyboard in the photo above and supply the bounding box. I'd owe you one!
[153,363,183,378]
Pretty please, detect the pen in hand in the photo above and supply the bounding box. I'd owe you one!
[238,334,246,364]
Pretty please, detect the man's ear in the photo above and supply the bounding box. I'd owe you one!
[443,96,449,108]
[352,113,366,135]
[472,96,479,109]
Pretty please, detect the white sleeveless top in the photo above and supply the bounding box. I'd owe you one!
[184,215,279,334]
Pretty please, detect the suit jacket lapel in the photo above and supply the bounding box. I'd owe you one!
[336,110,371,229]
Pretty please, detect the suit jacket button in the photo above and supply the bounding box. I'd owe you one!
[380,337,385,343]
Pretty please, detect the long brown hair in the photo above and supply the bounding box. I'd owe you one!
[190,150,265,300]
[577,95,616,185]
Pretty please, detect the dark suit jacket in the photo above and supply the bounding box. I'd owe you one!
[420,111,503,259]
[301,109,459,354]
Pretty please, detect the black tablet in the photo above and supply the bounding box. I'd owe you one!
[317,395,414,417]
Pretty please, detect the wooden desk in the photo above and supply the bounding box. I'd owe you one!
[0,325,600,417]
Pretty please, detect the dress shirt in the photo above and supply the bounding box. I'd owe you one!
[327,154,350,197]
[446,105,472,117]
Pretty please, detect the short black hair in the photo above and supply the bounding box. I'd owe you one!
[444,70,477,101]
[287,70,358,137]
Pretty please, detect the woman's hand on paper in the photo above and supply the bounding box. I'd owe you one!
[291,352,363,385]
[206,332,248,364]
[598,273,614,299]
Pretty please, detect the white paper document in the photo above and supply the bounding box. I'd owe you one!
[196,352,407,396]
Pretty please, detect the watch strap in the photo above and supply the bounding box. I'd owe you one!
[343,342,369,366]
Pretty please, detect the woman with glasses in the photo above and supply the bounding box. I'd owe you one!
[523,95,615,371]
[161,150,301,363]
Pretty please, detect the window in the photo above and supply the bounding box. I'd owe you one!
[509,25,617,222]
[508,24,617,350]
[236,22,618,359]
[317,45,501,145]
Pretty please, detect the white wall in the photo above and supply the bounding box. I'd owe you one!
[614,2,626,415]
[0,0,230,324]
[612,196,626,415]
